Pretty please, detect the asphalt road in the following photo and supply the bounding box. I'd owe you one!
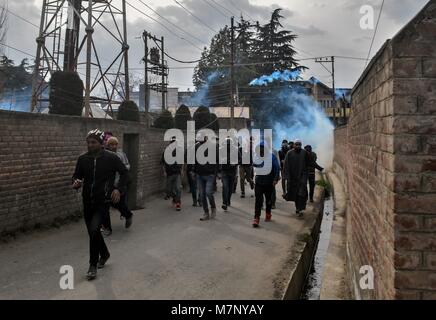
[0,184,317,300]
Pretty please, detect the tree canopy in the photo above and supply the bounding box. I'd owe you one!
[192,9,306,126]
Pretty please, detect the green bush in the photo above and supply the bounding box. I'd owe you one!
[117,100,140,122]
[153,109,174,129]
[174,104,192,130]
[49,71,83,116]
[193,105,211,130]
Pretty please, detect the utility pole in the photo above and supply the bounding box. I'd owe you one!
[230,16,235,129]
[161,36,165,110]
[331,56,336,126]
[142,31,168,111]
[142,31,149,112]
[315,56,337,126]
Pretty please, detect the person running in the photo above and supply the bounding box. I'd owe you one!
[283,139,309,217]
[219,137,239,212]
[72,129,128,280]
[101,136,133,234]
[162,136,183,211]
[195,134,219,221]
[239,136,254,198]
[278,140,290,198]
[252,141,280,228]
[304,145,324,202]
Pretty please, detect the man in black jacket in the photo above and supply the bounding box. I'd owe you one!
[219,138,239,212]
[72,129,128,280]
[162,137,184,211]
[195,135,219,221]
[304,145,324,202]
[278,140,289,197]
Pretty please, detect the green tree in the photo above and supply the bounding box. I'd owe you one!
[253,9,300,75]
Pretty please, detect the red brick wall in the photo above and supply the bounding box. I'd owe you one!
[333,1,436,300]
[0,110,166,234]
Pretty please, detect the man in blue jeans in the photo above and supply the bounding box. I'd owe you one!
[195,135,219,221]
[220,137,239,212]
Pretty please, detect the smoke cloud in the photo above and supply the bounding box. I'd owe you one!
[250,72,335,169]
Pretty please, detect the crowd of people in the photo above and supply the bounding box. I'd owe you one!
[161,134,324,226]
[72,129,324,281]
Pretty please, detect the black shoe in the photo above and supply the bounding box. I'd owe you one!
[86,265,97,280]
[271,204,276,210]
[125,216,133,229]
[222,204,228,212]
[97,254,110,269]
[310,198,314,203]
[241,194,245,198]
[192,202,197,207]
[101,228,112,237]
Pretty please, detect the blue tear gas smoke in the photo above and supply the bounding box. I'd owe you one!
[249,69,303,86]
[187,71,226,106]
[250,72,334,168]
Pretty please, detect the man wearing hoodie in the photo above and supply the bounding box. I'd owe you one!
[72,129,128,280]
[252,141,280,228]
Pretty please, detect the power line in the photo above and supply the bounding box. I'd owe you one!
[172,0,218,33]
[0,5,39,28]
[201,0,230,19]
[150,37,202,64]
[0,42,35,58]
[135,0,207,45]
[365,0,385,67]
[126,0,203,51]
[227,0,254,21]
[208,0,236,17]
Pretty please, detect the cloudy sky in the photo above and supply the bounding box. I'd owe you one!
[0,0,430,91]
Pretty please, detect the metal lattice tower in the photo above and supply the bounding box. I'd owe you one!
[30,0,130,117]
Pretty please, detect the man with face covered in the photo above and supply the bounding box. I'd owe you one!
[72,129,128,280]
[283,139,309,217]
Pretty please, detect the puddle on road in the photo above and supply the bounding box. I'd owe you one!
[301,197,334,300]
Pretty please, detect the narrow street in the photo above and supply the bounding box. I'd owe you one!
[0,186,318,300]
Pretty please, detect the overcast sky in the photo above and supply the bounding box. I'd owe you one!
[0,0,430,91]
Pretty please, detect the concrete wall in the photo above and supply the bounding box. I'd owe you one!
[333,1,436,300]
[0,110,166,234]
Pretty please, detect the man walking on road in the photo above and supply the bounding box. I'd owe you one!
[195,134,219,221]
[239,136,254,198]
[219,137,239,212]
[103,136,133,233]
[252,141,280,228]
[162,137,183,211]
[283,139,309,217]
[304,145,324,203]
[72,129,128,280]
[278,140,289,197]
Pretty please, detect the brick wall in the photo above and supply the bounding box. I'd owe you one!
[333,0,436,300]
[0,110,166,234]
